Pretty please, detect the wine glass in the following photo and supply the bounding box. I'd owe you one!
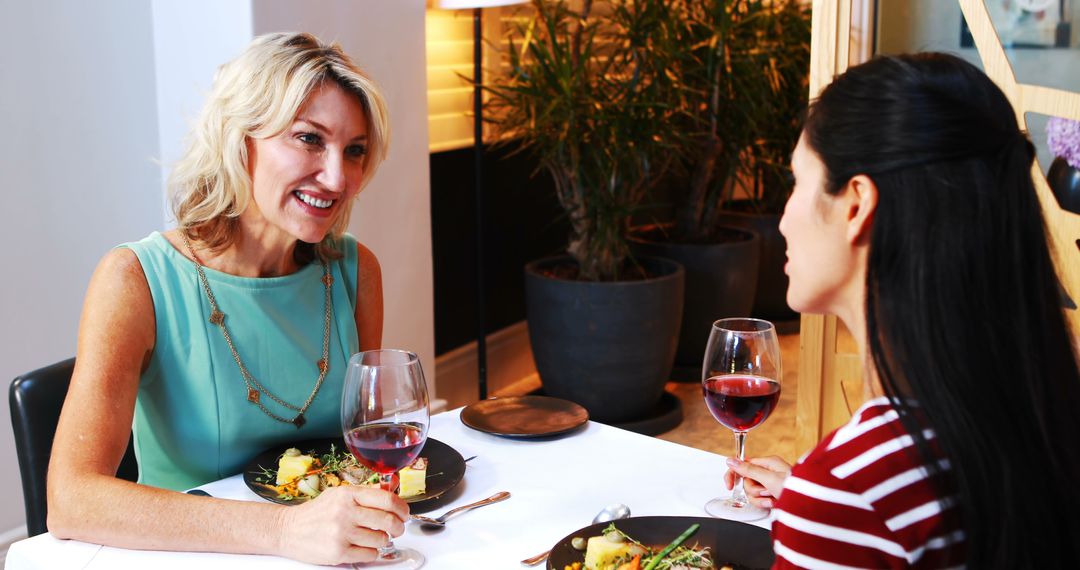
[702,318,782,521]
[341,349,430,569]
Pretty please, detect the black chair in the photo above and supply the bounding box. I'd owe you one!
[10,357,138,537]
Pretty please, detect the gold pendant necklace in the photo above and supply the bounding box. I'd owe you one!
[183,235,332,428]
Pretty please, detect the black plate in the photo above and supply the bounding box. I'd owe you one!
[547,516,774,570]
[243,437,465,510]
[460,395,589,438]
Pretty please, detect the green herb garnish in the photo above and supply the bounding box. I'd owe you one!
[643,524,701,570]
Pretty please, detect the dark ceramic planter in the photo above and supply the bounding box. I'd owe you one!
[716,210,796,321]
[524,255,684,423]
[1048,156,1080,215]
[628,224,760,367]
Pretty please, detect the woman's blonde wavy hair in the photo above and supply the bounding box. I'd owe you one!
[170,31,390,261]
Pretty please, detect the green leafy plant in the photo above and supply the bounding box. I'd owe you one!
[484,0,684,281]
[663,0,811,241]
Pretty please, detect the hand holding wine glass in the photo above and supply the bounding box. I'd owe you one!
[702,318,782,521]
[723,455,792,509]
[277,485,408,566]
[342,349,430,569]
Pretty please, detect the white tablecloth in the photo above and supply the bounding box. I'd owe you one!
[6,407,771,569]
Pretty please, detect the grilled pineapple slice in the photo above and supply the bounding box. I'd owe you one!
[399,457,427,499]
[276,448,315,485]
[583,535,646,570]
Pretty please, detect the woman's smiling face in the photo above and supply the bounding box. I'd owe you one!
[244,81,369,245]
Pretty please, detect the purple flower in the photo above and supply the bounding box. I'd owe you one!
[1047,116,1080,169]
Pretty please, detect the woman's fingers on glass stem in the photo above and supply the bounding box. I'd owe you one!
[726,456,789,499]
[752,496,775,509]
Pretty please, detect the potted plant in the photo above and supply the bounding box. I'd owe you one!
[714,0,810,324]
[1047,116,1080,215]
[631,0,810,368]
[484,0,686,424]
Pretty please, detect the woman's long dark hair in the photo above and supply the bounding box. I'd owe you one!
[803,53,1080,568]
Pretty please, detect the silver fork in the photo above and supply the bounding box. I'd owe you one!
[410,491,510,528]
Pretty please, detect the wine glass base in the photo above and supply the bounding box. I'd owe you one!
[704,497,769,522]
[353,547,425,569]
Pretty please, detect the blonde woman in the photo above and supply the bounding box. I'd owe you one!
[47,32,405,565]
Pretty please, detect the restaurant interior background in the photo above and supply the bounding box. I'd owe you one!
[2,0,1078,560]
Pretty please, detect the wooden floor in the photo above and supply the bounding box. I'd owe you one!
[497,329,805,465]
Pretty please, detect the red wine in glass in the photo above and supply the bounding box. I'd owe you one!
[345,422,426,475]
[341,349,429,569]
[703,375,781,432]
[702,318,782,521]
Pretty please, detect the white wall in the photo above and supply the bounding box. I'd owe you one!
[0,0,433,540]
[151,0,254,214]
[0,0,163,536]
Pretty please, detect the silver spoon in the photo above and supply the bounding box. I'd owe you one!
[411,491,511,528]
[519,503,631,566]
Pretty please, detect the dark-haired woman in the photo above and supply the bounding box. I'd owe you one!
[725,52,1080,568]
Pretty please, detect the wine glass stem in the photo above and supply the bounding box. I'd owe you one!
[731,430,750,505]
[377,473,398,558]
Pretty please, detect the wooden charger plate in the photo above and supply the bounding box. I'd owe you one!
[460,395,589,438]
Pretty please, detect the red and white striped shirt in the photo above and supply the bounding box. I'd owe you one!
[771,397,966,569]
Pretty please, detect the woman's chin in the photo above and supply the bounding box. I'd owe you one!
[785,292,814,316]
[287,218,337,244]
[279,226,329,246]
[299,232,330,245]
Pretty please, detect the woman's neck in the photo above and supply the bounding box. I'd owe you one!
[222,235,301,277]
[835,296,886,401]
[184,227,302,278]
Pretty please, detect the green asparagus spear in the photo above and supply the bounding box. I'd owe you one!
[642,523,701,570]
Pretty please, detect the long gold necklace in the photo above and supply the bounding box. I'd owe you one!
[183,235,332,428]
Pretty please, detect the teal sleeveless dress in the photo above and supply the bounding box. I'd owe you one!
[121,232,360,491]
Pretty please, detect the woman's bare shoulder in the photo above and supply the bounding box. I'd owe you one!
[355,241,381,273]
[82,246,156,354]
[98,245,145,274]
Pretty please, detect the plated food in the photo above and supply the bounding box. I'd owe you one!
[253,444,428,501]
[547,517,773,570]
[568,523,714,570]
[243,437,465,511]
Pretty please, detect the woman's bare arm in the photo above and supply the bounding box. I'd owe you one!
[354,241,384,351]
[46,248,406,565]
